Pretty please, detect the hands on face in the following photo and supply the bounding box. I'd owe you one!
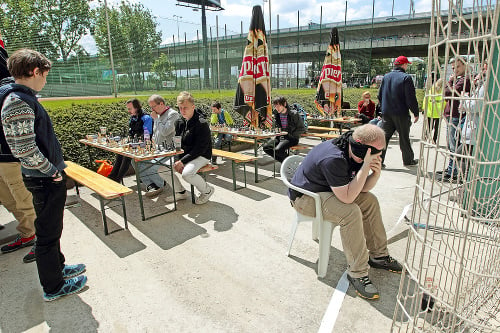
[364,148,382,173]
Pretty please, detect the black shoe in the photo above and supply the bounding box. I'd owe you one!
[23,245,36,263]
[442,173,460,183]
[368,255,403,273]
[145,183,163,198]
[211,158,217,165]
[347,275,379,300]
[404,159,419,166]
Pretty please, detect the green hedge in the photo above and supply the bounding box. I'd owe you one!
[43,88,424,170]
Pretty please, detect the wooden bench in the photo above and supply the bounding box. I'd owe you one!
[212,149,259,190]
[233,137,255,145]
[307,125,341,133]
[190,164,219,203]
[288,144,311,155]
[64,161,133,235]
[301,132,339,141]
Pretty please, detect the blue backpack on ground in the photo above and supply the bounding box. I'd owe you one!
[291,103,308,132]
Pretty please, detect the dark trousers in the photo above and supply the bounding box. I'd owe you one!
[263,137,298,163]
[108,155,131,182]
[381,114,414,164]
[427,117,440,143]
[23,174,67,294]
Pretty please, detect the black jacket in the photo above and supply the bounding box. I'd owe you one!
[274,105,305,141]
[377,67,419,118]
[174,109,212,164]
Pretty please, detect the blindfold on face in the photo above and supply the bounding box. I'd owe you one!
[348,136,383,158]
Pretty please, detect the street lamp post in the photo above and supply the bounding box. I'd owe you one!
[173,15,182,43]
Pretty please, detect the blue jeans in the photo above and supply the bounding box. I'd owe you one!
[23,173,67,294]
[445,117,462,176]
[133,159,165,188]
[214,133,232,149]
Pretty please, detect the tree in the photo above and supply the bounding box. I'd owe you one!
[92,1,162,90]
[151,54,175,89]
[38,0,92,61]
[0,0,91,61]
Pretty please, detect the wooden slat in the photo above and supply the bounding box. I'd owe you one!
[212,149,258,163]
[301,132,339,140]
[290,145,310,151]
[233,137,255,144]
[307,125,340,132]
[197,164,219,173]
[65,161,132,200]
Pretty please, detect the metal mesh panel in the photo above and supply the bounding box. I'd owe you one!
[391,1,500,332]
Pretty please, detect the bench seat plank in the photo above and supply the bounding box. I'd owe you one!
[307,125,341,132]
[65,161,132,200]
[212,149,258,163]
[301,132,339,140]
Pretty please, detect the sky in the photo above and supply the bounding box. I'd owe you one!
[82,0,475,52]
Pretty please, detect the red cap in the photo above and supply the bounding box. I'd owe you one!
[394,56,411,65]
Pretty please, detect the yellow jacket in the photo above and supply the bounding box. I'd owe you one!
[425,87,444,119]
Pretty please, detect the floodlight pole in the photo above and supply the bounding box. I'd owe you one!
[202,1,210,87]
[104,0,117,97]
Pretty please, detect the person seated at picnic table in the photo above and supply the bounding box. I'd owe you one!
[165,91,214,205]
[108,99,152,184]
[210,101,233,164]
[146,94,183,198]
[356,91,376,124]
[263,96,305,163]
[289,124,402,300]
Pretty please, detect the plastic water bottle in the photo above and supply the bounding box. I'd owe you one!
[144,129,150,142]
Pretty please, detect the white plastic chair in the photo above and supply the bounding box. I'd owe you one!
[280,155,336,278]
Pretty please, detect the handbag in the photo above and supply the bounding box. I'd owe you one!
[95,159,113,177]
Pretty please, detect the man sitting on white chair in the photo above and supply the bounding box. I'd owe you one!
[289,124,402,300]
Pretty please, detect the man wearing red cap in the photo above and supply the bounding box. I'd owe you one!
[377,55,420,167]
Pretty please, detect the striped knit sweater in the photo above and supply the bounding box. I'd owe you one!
[1,85,65,177]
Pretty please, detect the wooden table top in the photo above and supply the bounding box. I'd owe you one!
[79,139,183,161]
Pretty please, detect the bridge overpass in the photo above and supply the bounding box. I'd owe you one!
[159,7,484,88]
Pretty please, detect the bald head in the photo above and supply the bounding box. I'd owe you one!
[352,124,386,150]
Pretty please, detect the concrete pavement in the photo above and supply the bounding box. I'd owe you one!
[0,121,425,333]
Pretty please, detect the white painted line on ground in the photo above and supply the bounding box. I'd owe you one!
[318,271,349,333]
[386,203,413,238]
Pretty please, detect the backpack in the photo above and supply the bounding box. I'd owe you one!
[291,103,308,131]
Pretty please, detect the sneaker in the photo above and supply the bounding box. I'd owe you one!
[442,173,461,183]
[23,245,36,263]
[145,183,163,198]
[43,275,87,302]
[164,191,189,203]
[368,255,403,273]
[1,234,36,253]
[404,159,419,166]
[347,275,379,300]
[62,264,86,279]
[195,185,215,205]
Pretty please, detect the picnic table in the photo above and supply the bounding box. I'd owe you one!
[79,138,183,221]
[210,127,288,182]
[308,116,361,133]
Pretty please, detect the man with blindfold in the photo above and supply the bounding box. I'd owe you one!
[289,124,402,300]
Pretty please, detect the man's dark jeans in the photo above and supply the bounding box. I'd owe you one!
[23,173,67,294]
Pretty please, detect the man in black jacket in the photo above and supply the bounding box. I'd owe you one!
[378,56,420,167]
[172,91,214,205]
[263,96,305,162]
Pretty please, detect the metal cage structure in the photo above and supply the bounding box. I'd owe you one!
[392,0,500,332]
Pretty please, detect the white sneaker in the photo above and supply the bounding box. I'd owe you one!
[195,185,214,205]
[164,191,189,203]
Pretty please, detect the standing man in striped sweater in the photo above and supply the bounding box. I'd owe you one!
[0,49,87,301]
